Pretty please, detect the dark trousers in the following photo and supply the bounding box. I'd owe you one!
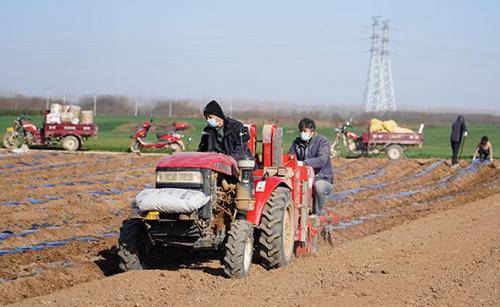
[451,141,460,164]
[478,147,490,162]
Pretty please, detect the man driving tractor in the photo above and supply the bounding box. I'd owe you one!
[198,100,252,160]
[118,108,338,278]
[289,118,333,215]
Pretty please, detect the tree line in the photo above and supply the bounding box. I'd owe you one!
[0,94,499,125]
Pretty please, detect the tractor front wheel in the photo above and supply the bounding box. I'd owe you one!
[118,219,148,271]
[223,219,254,278]
[258,187,295,269]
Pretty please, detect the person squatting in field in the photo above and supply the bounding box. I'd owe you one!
[450,115,468,166]
[198,100,252,161]
[472,136,494,162]
[289,118,333,215]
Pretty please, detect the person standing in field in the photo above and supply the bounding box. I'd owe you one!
[450,115,468,166]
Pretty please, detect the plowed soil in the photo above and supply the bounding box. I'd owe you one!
[0,150,498,305]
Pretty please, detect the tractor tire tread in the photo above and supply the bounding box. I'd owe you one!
[258,186,293,270]
[223,219,253,278]
[117,218,147,272]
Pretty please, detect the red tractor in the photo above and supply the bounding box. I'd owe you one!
[118,124,335,277]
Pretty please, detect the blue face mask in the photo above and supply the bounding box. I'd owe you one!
[301,131,311,142]
[207,118,218,128]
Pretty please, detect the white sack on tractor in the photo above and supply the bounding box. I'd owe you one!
[134,188,210,214]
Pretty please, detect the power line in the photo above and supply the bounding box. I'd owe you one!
[0,25,366,45]
[0,50,358,70]
[0,37,365,56]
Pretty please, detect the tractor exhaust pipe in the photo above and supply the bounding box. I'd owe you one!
[236,159,255,211]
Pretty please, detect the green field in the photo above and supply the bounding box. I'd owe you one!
[1,115,498,159]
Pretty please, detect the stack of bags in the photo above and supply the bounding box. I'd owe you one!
[80,111,94,124]
[369,119,414,133]
[46,103,62,124]
[46,104,93,125]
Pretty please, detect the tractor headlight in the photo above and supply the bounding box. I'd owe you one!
[156,171,203,184]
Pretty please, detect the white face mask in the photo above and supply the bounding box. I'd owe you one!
[207,118,218,128]
[300,131,311,141]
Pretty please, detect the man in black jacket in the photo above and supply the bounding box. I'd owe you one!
[198,100,251,160]
[450,115,468,166]
[289,118,333,215]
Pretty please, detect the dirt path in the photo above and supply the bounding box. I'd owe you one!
[12,192,500,306]
[0,151,498,305]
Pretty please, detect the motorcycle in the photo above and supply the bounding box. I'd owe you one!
[330,119,376,158]
[130,116,190,154]
[3,115,40,149]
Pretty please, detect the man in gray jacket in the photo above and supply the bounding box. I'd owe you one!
[289,118,333,215]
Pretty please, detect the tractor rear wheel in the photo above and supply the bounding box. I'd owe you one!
[118,219,148,271]
[258,187,295,269]
[223,219,254,278]
[62,135,80,151]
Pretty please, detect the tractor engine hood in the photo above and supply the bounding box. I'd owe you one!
[156,152,238,177]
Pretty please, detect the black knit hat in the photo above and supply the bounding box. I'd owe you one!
[203,100,225,119]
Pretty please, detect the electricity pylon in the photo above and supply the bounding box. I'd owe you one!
[380,20,396,111]
[363,17,396,112]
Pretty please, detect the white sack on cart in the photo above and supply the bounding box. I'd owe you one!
[134,188,210,214]
[46,113,61,124]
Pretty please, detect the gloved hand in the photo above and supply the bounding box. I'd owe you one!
[464,131,468,137]
[298,161,304,166]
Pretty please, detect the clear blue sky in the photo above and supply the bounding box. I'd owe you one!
[1,0,499,112]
